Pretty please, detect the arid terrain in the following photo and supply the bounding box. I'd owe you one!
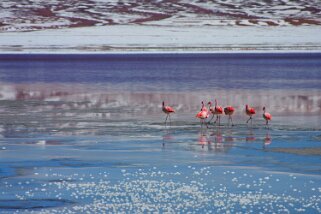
[1,0,321,32]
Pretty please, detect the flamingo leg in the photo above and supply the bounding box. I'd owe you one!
[246,116,253,125]
[214,115,218,124]
[228,115,231,126]
[230,115,234,126]
[169,114,172,127]
[207,115,215,125]
[165,114,169,126]
[227,116,230,126]
[218,116,221,126]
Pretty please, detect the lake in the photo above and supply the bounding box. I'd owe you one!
[0,53,320,213]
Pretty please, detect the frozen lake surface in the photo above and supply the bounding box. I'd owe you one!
[0,53,320,213]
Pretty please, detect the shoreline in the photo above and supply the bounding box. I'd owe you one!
[1,25,320,53]
[1,50,321,55]
[1,51,321,56]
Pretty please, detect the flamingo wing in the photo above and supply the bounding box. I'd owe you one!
[196,110,208,119]
[204,111,209,118]
[225,106,234,113]
[264,112,272,120]
[196,111,203,118]
[249,108,256,114]
[216,106,223,114]
[165,106,175,113]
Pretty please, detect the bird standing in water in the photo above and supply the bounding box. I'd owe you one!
[208,99,223,126]
[162,101,175,126]
[213,99,223,126]
[263,106,272,127]
[245,104,256,125]
[196,101,209,128]
[224,105,235,126]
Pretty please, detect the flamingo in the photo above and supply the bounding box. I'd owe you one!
[211,99,223,126]
[162,101,175,126]
[263,106,272,127]
[208,100,223,126]
[245,104,256,125]
[224,105,235,126]
[207,101,214,124]
[196,101,209,128]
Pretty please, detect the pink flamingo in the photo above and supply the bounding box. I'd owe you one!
[207,101,214,123]
[162,101,175,126]
[245,104,256,125]
[224,105,235,126]
[263,106,272,127]
[208,99,223,126]
[196,101,209,128]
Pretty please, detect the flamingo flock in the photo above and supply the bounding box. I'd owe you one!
[162,100,272,128]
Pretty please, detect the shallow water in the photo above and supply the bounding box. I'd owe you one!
[0,53,320,213]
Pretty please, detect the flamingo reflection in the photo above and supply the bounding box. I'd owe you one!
[162,129,173,148]
[263,131,272,149]
[198,133,209,149]
[246,128,256,142]
[212,128,224,152]
[224,129,234,143]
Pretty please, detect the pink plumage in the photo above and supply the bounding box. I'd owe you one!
[263,112,272,121]
[245,104,256,116]
[263,106,272,126]
[224,106,235,115]
[196,110,209,119]
[162,101,175,114]
[224,105,235,126]
[162,101,175,126]
[245,104,256,124]
[164,105,175,113]
[196,101,209,128]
